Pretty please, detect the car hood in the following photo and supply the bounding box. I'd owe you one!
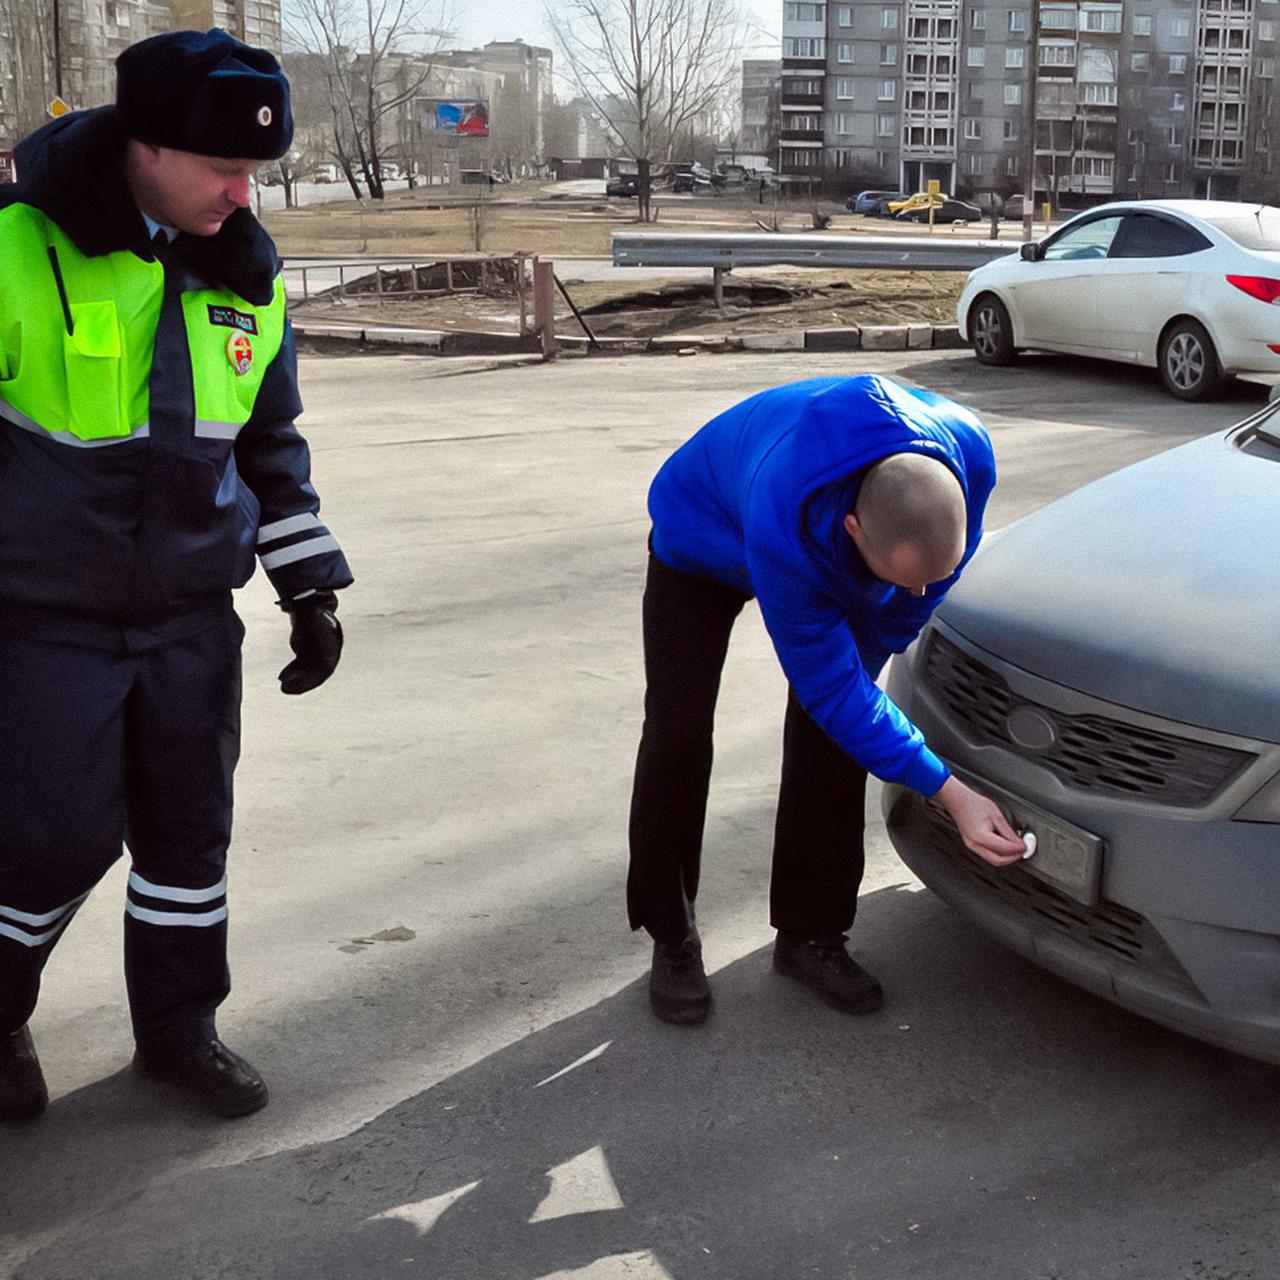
[937,427,1280,744]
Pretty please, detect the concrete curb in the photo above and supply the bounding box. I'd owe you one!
[292,320,970,358]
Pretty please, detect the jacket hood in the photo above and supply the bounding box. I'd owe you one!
[5,106,279,305]
[937,426,1280,744]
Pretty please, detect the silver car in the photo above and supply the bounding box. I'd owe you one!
[882,398,1280,1062]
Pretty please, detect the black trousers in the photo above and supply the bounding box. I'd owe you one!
[627,551,867,945]
[0,614,242,1050]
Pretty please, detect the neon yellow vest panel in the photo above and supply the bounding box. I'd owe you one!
[0,204,285,445]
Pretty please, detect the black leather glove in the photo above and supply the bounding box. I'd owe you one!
[279,590,343,695]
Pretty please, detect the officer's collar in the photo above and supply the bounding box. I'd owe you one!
[5,106,279,306]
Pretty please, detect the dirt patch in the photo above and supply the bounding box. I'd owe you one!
[289,268,968,339]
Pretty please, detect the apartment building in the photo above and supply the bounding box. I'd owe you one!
[741,58,782,153]
[1,0,282,153]
[778,0,1280,203]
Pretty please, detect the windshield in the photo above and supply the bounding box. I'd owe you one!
[1202,206,1280,250]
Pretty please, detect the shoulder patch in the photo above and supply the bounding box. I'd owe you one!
[206,303,259,335]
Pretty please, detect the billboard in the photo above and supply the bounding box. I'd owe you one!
[425,100,489,137]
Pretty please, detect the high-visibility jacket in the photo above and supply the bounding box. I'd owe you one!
[0,107,352,642]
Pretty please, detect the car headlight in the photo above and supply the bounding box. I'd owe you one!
[1235,772,1280,823]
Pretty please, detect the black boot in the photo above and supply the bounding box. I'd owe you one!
[773,932,884,1014]
[133,1038,268,1119]
[0,1027,49,1123]
[649,932,712,1026]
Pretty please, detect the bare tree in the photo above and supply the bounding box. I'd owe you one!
[546,0,747,220]
[283,0,452,199]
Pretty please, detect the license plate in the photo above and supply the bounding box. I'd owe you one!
[950,769,1106,907]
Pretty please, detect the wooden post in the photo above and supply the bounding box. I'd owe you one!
[713,265,725,310]
[516,254,528,335]
[533,257,557,359]
[445,260,454,293]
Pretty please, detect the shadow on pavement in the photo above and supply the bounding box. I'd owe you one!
[9,883,1280,1280]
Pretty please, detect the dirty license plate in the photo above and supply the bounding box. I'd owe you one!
[951,769,1106,907]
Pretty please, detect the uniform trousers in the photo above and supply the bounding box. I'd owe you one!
[627,550,868,945]
[0,613,243,1051]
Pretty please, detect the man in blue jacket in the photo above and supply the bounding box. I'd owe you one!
[628,374,1024,1025]
[0,31,352,1122]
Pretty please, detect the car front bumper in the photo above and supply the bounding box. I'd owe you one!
[883,620,1280,1063]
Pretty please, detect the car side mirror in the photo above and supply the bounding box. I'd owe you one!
[1020,242,1044,262]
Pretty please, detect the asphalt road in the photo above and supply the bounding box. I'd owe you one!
[2,350,1276,1280]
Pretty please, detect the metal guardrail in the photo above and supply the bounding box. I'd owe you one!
[612,232,1015,272]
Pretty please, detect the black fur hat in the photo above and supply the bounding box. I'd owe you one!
[116,28,293,160]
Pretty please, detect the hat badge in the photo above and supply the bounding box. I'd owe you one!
[257,106,273,126]
[227,330,254,377]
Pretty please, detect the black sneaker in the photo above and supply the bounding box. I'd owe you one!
[649,933,712,1026]
[773,932,884,1014]
[0,1027,48,1123]
[133,1038,269,1119]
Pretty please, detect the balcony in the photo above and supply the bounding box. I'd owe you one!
[780,129,826,143]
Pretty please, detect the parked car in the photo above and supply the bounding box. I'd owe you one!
[606,175,639,198]
[869,194,907,217]
[958,199,1280,400]
[312,164,338,183]
[847,188,901,214]
[895,197,982,224]
[882,396,1280,1063]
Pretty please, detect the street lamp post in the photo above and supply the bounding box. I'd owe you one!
[1021,0,1041,241]
[52,0,64,99]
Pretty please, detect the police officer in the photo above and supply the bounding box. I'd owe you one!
[0,30,353,1121]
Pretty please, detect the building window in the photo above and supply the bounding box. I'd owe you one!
[1005,47,1025,67]
[1008,9,1026,32]
[967,46,987,66]
[1005,155,1019,175]
[876,150,891,169]
[837,42,854,62]
[1168,127,1182,146]
[964,118,982,139]
[1133,14,1152,35]
[1262,21,1277,39]
[971,8,987,28]
[907,52,929,73]
[966,152,983,174]
[1168,54,1187,74]
[1004,83,1022,104]
[837,5,853,25]
[835,112,851,134]
[836,78,854,98]
[882,7,898,29]
[789,113,823,130]
[1261,57,1276,77]
[1081,9,1121,32]
[1131,52,1150,72]
[1039,43,1076,66]
[880,43,898,63]
[784,3,826,19]
[878,113,896,136]
[784,77,823,94]
[783,37,826,56]
[937,18,955,37]
[1003,118,1018,140]
[879,80,898,100]
[1165,162,1178,182]
[1171,16,1191,36]
[1080,82,1117,105]
[1172,91,1185,110]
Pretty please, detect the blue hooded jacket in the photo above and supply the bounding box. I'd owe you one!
[648,374,996,796]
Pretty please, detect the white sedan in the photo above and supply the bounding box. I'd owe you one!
[957,199,1280,400]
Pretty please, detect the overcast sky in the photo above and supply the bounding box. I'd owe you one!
[447,0,782,61]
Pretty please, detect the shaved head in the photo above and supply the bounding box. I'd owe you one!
[844,453,967,594]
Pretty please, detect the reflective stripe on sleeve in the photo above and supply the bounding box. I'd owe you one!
[260,535,341,570]
[257,512,322,545]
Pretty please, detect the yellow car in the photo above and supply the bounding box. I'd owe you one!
[887,191,944,216]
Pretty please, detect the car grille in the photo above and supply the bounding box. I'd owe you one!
[924,634,1253,806]
[917,799,1196,990]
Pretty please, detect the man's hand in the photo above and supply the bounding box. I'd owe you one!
[279,591,343,695]
[934,776,1025,866]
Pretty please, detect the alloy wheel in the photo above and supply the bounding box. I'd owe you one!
[1166,331,1206,394]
